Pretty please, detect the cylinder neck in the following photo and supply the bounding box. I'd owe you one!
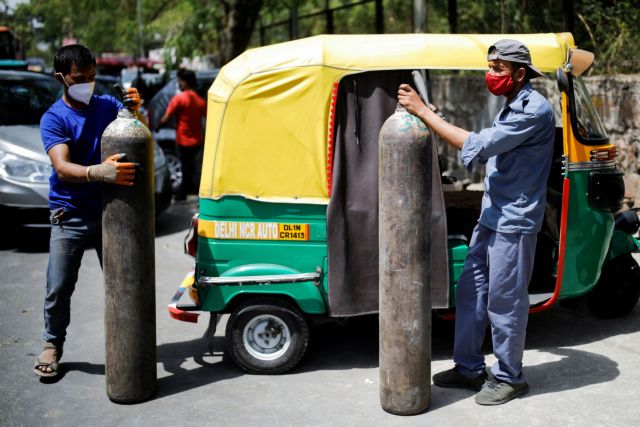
[395,103,407,113]
[118,108,134,119]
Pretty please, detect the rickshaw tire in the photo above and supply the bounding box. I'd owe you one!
[225,298,310,375]
[587,254,640,319]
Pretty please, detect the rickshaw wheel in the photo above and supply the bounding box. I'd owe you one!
[225,298,309,374]
[588,254,640,319]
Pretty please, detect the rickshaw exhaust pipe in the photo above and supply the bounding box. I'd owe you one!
[378,103,432,415]
[101,108,157,403]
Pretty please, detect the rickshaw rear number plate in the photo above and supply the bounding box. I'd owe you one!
[200,220,310,241]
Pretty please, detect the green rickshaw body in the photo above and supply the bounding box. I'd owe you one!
[194,196,471,314]
[560,170,615,299]
[196,197,329,314]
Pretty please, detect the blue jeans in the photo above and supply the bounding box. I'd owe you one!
[43,208,102,346]
[453,223,537,384]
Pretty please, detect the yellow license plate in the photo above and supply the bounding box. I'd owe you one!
[199,220,310,241]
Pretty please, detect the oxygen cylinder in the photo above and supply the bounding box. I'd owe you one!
[378,104,432,415]
[101,109,157,403]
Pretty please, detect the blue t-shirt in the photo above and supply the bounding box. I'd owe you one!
[460,83,555,234]
[41,95,123,217]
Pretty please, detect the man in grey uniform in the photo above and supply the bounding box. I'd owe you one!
[398,39,555,405]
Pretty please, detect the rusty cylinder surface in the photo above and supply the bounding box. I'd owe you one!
[102,109,157,403]
[379,104,432,415]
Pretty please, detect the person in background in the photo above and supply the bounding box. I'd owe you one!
[398,39,555,405]
[156,68,207,200]
[34,44,142,379]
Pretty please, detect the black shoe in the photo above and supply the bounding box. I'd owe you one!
[433,367,488,392]
[475,379,529,405]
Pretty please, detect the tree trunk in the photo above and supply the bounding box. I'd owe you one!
[219,0,264,65]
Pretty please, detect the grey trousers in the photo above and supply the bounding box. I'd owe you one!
[453,223,537,384]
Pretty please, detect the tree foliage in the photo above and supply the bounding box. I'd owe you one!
[3,0,639,72]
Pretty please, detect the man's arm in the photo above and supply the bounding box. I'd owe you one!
[155,95,180,132]
[48,144,136,186]
[398,84,469,151]
[156,111,171,132]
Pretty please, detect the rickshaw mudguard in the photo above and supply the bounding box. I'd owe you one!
[559,170,615,299]
[199,281,326,314]
[194,197,329,315]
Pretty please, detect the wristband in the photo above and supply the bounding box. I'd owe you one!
[86,166,92,182]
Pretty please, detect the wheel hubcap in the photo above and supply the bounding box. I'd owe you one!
[166,154,182,192]
[243,314,291,361]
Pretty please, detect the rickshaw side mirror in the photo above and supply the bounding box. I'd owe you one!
[556,68,569,93]
[567,48,595,77]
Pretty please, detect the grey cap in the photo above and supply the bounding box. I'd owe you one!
[487,39,544,78]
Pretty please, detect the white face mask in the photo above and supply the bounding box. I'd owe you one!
[57,73,95,105]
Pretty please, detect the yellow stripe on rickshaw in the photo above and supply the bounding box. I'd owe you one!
[198,220,310,241]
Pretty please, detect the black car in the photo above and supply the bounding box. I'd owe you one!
[94,74,120,96]
[147,69,218,193]
[0,70,172,227]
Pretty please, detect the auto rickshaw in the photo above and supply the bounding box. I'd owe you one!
[168,33,640,374]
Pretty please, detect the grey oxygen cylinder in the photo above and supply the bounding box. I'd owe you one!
[378,104,432,415]
[101,108,157,403]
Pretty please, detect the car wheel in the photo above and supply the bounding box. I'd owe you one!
[225,298,309,374]
[165,152,182,193]
[588,254,640,319]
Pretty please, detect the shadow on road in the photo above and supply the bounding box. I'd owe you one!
[524,347,619,397]
[0,227,50,253]
[38,361,106,384]
[155,197,198,237]
[295,315,458,374]
[132,306,637,400]
[156,336,241,398]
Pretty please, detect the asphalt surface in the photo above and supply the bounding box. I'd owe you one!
[1,197,640,427]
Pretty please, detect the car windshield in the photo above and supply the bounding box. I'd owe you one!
[0,76,61,125]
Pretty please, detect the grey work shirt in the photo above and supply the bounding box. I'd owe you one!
[460,82,555,234]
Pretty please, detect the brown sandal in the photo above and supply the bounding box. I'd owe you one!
[34,342,62,378]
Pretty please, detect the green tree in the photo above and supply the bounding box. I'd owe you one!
[5,0,639,72]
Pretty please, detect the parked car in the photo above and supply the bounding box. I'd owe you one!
[147,69,218,193]
[0,70,172,227]
[94,74,120,96]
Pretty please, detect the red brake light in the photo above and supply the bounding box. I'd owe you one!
[590,147,617,162]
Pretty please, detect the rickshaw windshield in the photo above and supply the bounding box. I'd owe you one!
[571,76,608,145]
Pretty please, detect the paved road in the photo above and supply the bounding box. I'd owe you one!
[1,198,639,426]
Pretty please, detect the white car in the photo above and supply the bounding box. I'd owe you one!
[0,70,172,227]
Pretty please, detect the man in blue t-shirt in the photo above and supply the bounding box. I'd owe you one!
[398,39,555,405]
[34,45,143,378]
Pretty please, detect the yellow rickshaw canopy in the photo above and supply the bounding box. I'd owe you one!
[200,33,576,203]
